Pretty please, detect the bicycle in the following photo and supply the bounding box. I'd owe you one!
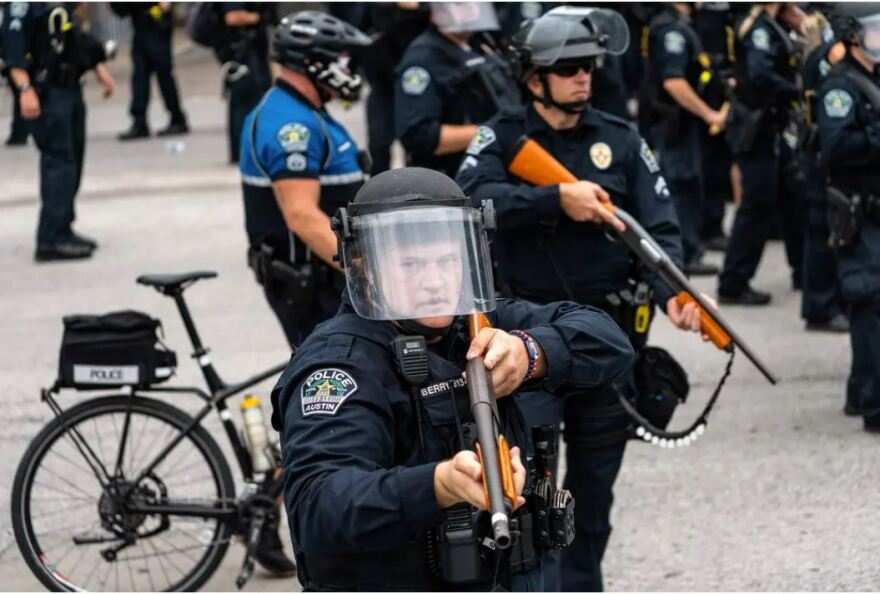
[11,271,291,592]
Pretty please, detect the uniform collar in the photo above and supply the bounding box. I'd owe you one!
[274,78,325,112]
[525,102,603,136]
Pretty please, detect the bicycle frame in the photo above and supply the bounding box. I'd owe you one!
[41,286,288,522]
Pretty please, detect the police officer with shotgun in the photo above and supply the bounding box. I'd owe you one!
[272,166,635,590]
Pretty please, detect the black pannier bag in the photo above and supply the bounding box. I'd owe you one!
[58,311,177,390]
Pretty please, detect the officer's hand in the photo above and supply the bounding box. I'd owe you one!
[20,88,40,120]
[95,64,115,99]
[704,109,727,132]
[467,328,531,398]
[434,447,527,510]
[666,293,717,341]
[559,181,626,232]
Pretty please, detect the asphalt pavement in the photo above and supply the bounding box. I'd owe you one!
[0,42,875,591]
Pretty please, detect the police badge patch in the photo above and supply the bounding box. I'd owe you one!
[301,368,359,417]
[751,28,771,51]
[664,31,686,55]
[402,66,431,95]
[824,89,853,119]
[10,2,28,17]
[466,126,496,155]
[286,152,307,172]
[590,142,613,170]
[640,140,660,174]
[277,123,310,152]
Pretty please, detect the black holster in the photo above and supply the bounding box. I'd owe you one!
[725,99,764,155]
[603,282,655,350]
[827,187,863,249]
[248,244,318,321]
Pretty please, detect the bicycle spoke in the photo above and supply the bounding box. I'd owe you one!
[36,462,100,501]
[125,542,137,592]
[41,446,95,478]
[146,536,181,587]
[136,539,157,592]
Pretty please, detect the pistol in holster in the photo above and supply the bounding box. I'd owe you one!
[248,244,316,320]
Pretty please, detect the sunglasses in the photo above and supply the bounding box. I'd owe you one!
[544,61,595,77]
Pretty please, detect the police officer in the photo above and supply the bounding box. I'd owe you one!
[238,11,370,574]
[110,2,188,140]
[798,9,848,333]
[644,2,726,276]
[693,2,736,251]
[817,3,880,432]
[1,7,31,147]
[456,9,708,591]
[718,3,805,305]
[395,2,521,178]
[219,2,272,163]
[240,11,369,349]
[329,3,430,176]
[273,166,635,590]
[1,2,115,261]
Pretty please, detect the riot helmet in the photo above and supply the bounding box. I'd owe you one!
[829,3,880,63]
[508,6,629,113]
[332,168,496,334]
[431,2,500,34]
[272,11,372,101]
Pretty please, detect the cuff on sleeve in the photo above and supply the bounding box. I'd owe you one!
[397,462,445,531]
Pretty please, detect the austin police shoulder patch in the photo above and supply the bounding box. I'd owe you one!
[466,126,496,156]
[590,142,613,170]
[277,123,310,153]
[639,140,660,174]
[818,59,831,78]
[286,152,307,172]
[823,89,853,119]
[402,66,431,95]
[10,2,28,17]
[751,27,771,51]
[301,368,359,417]
[664,30,686,55]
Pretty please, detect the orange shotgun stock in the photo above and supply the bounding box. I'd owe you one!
[507,137,777,385]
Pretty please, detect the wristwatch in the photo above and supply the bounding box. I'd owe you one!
[17,81,32,92]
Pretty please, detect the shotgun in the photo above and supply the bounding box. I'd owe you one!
[506,136,777,386]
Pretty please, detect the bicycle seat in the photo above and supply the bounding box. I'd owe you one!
[137,271,217,293]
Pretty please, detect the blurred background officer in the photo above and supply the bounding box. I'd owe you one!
[328,2,430,176]
[718,3,805,305]
[1,2,115,262]
[395,2,520,178]
[457,8,707,590]
[796,8,848,334]
[0,5,32,147]
[110,2,188,140]
[693,2,736,253]
[818,3,880,433]
[274,166,634,591]
[642,2,726,276]
[218,2,272,163]
[241,11,369,350]
[239,11,370,574]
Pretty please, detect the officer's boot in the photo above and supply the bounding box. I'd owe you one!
[254,511,297,577]
[118,120,150,141]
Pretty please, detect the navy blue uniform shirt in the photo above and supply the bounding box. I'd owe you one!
[456,104,684,308]
[273,297,633,589]
[737,11,799,108]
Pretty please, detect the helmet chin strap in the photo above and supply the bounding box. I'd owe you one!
[535,72,589,114]
[397,318,453,338]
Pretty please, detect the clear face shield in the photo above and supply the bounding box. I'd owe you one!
[339,205,496,322]
[858,13,880,63]
[431,2,500,34]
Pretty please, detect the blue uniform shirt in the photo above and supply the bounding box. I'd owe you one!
[239,80,363,258]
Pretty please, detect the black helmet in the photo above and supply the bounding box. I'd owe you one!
[508,7,629,113]
[272,11,372,101]
[332,168,496,334]
[829,3,880,62]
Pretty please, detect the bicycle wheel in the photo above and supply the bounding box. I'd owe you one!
[12,395,236,592]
